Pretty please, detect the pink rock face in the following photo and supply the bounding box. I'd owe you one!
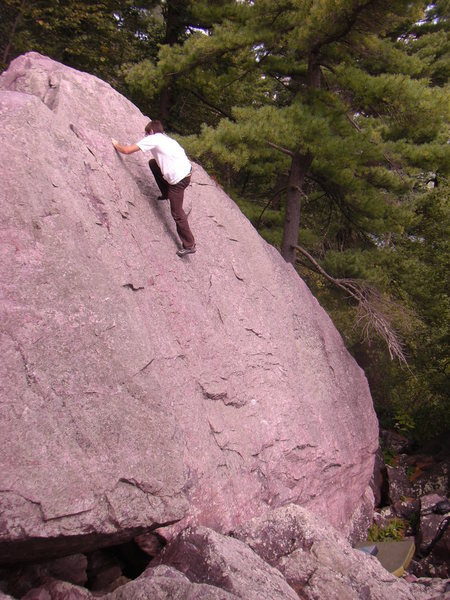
[150,526,299,600]
[0,52,378,563]
[231,504,436,600]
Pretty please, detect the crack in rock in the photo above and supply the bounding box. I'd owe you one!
[245,328,263,338]
[0,489,95,523]
[118,477,164,496]
[122,282,145,292]
[232,264,244,281]
[207,423,244,462]
[199,381,228,401]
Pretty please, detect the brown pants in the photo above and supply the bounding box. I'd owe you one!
[149,159,195,249]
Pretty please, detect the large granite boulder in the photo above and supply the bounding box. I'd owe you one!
[0,52,378,564]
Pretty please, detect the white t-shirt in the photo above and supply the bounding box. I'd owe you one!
[136,133,191,185]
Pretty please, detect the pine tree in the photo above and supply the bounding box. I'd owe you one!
[136,0,447,259]
[406,1,450,86]
[0,1,156,86]
[126,0,246,130]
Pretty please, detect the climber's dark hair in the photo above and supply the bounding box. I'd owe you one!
[145,120,164,135]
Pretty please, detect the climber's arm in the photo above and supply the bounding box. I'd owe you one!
[111,139,140,155]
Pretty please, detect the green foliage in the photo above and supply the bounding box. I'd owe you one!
[313,182,449,442]
[368,518,406,542]
[381,447,396,466]
[407,2,450,86]
[394,409,416,435]
[0,1,158,90]
[126,0,242,128]
[234,197,285,248]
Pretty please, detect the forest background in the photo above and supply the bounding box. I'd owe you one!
[1,0,449,445]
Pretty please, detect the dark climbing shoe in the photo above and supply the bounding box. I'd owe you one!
[176,246,196,257]
[157,195,168,201]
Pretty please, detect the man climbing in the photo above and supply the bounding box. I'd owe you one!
[111,120,196,257]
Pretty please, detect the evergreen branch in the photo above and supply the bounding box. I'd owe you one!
[267,141,294,156]
[269,73,296,93]
[187,88,233,120]
[268,6,286,28]
[255,186,288,229]
[164,26,263,81]
[323,69,406,180]
[306,173,369,238]
[221,67,254,90]
[345,114,406,181]
[311,0,378,54]
[293,244,408,364]
[321,196,335,238]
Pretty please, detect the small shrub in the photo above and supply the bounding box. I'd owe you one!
[381,446,396,466]
[406,465,416,481]
[368,518,406,542]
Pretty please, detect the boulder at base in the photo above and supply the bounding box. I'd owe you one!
[0,52,378,563]
[107,505,447,600]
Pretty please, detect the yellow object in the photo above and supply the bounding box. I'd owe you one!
[356,539,416,577]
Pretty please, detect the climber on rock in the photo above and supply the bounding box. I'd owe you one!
[112,120,196,257]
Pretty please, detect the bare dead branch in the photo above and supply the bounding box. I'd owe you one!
[294,244,408,364]
[255,186,287,228]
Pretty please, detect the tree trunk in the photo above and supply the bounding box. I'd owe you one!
[280,54,320,264]
[159,0,185,122]
[280,152,312,264]
[159,86,170,122]
[2,0,26,67]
